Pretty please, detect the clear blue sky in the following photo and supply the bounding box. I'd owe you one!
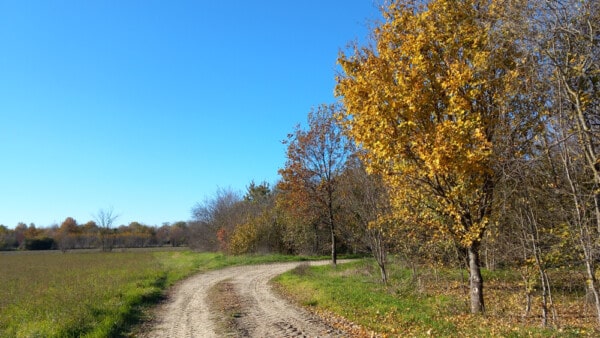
[0,1,381,228]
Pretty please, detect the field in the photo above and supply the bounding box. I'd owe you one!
[274,258,599,337]
[0,249,308,337]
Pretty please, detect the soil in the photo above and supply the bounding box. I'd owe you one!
[138,261,348,337]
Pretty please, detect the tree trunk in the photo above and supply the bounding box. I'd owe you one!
[313,223,319,254]
[468,243,485,314]
[379,262,387,284]
[582,240,600,327]
[328,193,337,267]
[369,229,388,284]
[330,223,337,266]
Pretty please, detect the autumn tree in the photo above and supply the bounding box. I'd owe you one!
[21,223,55,250]
[56,217,80,252]
[14,222,27,248]
[169,221,189,247]
[278,104,353,265]
[80,221,100,248]
[115,222,154,248]
[336,0,526,313]
[229,181,288,254]
[189,188,245,252]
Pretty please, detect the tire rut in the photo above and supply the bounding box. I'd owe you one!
[140,261,347,338]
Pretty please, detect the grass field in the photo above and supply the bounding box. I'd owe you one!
[274,258,599,337]
[0,249,309,337]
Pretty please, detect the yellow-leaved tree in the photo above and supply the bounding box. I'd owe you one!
[336,0,523,313]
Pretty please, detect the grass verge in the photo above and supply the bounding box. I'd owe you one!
[273,259,597,337]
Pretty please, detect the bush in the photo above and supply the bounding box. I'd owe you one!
[24,237,55,250]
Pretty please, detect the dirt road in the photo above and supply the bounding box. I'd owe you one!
[141,261,346,337]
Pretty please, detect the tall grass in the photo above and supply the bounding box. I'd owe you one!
[0,250,306,337]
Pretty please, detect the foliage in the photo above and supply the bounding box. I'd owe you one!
[278,104,353,264]
[228,207,283,255]
[337,0,521,248]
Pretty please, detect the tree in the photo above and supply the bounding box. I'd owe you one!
[541,0,600,218]
[170,221,189,247]
[0,225,16,250]
[14,222,27,248]
[278,104,353,266]
[189,188,245,252]
[228,182,288,255]
[336,0,524,313]
[244,181,272,204]
[56,217,80,252]
[534,0,600,325]
[80,221,100,248]
[339,155,393,283]
[115,222,154,248]
[95,207,119,251]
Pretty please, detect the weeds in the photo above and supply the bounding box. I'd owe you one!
[291,262,312,276]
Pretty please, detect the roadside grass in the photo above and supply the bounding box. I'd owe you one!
[0,249,310,338]
[274,258,598,337]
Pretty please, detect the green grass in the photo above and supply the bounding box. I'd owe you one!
[0,249,309,337]
[273,259,595,337]
[275,259,457,336]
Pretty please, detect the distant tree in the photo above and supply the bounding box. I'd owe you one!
[0,225,16,250]
[55,217,80,252]
[94,207,119,251]
[156,224,171,246]
[278,104,353,266]
[229,183,287,255]
[170,221,188,247]
[14,222,27,248]
[114,222,154,248]
[81,221,100,248]
[189,188,245,252]
[19,223,55,250]
[244,181,272,204]
[23,224,40,242]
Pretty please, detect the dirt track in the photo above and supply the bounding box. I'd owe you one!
[141,261,346,337]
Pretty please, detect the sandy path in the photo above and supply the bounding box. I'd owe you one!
[141,261,346,337]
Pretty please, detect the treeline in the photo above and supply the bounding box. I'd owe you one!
[0,219,190,251]
[188,0,600,328]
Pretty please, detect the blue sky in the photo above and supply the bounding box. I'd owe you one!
[0,1,381,227]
